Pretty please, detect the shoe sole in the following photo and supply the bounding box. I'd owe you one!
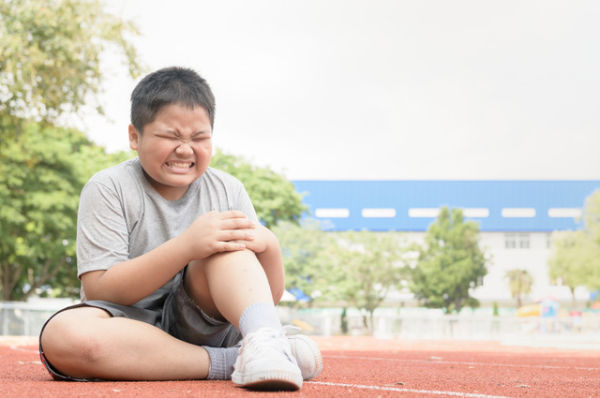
[232,369,302,391]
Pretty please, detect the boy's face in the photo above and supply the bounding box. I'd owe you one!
[129,103,213,200]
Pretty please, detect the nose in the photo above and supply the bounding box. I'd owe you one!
[175,142,193,155]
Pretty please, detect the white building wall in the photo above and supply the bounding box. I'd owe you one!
[474,232,590,304]
[475,232,550,303]
[395,231,591,305]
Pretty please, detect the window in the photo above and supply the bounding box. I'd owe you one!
[408,208,439,218]
[502,208,536,218]
[462,208,490,218]
[314,208,349,218]
[505,233,530,249]
[518,233,530,249]
[548,208,582,218]
[362,208,396,218]
[504,233,516,249]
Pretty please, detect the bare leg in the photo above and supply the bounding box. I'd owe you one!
[41,250,280,380]
[185,249,275,328]
[41,250,276,381]
[186,250,303,389]
[40,306,210,380]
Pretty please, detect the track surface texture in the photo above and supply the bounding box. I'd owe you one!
[1,336,599,397]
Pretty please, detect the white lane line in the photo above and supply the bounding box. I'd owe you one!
[323,355,600,371]
[10,346,40,354]
[308,381,513,398]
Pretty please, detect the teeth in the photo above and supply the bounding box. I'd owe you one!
[167,161,193,168]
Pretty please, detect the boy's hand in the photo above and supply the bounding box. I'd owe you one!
[243,224,270,254]
[180,210,256,261]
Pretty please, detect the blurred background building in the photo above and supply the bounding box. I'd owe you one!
[293,180,600,305]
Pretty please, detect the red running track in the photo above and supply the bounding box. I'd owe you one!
[1,336,599,397]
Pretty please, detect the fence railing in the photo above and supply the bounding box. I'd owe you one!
[3,301,600,342]
[278,307,600,340]
[1,300,75,337]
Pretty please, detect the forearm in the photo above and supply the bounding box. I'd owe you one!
[255,227,285,304]
[82,210,254,305]
[82,236,191,305]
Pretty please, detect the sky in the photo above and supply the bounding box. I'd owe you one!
[75,0,600,180]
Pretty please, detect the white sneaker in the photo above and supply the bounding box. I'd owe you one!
[284,325,323,380]
[231,327,303,390]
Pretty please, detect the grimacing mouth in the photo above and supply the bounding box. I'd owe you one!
[165,161,195,168]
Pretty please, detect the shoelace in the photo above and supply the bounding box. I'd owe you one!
[241,328,292,359]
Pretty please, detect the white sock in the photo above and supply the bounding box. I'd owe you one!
[238,302,282,337]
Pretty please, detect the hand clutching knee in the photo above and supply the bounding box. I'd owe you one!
[179,210,257,261]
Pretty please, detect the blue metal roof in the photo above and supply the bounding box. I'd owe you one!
[291,180,600,232]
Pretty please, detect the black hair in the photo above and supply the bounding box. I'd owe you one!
[130,66,215,132]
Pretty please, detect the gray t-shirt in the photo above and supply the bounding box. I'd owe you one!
[76,158,258,302]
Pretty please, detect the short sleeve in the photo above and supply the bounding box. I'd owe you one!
[76,180,130,278]
[235,184,259,223]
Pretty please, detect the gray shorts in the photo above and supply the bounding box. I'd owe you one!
[39,270,241,381]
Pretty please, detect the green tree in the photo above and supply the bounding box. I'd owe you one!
[410,207,487,313]
[0,0,142,129]
[548,231,590,305]
[273,220,334,306]
[0,121,131,300]
[549,190,600,299]
[584,190,600,245]
[583,191,600,290]
[210,149,306,227]
[275,224,409,332]
[329,231,408,332]
[505,268,533,308]
[0,0,141,300]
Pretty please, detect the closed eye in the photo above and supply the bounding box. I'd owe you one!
[157,135,179,140]
[192,131,211,141]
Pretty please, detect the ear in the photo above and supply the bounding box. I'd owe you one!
[128,124,140,151]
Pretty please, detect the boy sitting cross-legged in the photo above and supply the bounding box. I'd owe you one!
[39,66,322,390]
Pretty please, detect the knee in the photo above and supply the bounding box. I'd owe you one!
[186,250,259,288]
[41,311,106,370]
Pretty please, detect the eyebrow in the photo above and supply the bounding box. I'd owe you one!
[159,129,210,136]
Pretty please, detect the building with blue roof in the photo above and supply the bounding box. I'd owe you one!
[292,180,600,304]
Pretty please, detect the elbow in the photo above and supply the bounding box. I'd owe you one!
[272,285,285,305]
[87,284,137,305]
[84,289,137,306]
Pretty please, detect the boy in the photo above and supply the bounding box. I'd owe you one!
[39,67,322,390]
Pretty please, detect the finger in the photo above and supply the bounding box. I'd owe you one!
[223,217,256,230]
[215,241,246,252]
[220,210,248,219]
[220,230,255,242]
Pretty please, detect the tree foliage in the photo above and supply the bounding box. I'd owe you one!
[410,207,487,313]
[328,231,409,331]
[0,0,142,127]
[0,121,131,300]
[549,190,600,295]
[583,190,600,246]
[210,149,306,227]
[505,268,533,308]
[273,220,335,306]
[548,231,590,301]
[274,222,409,331]
[0,0,141,300]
